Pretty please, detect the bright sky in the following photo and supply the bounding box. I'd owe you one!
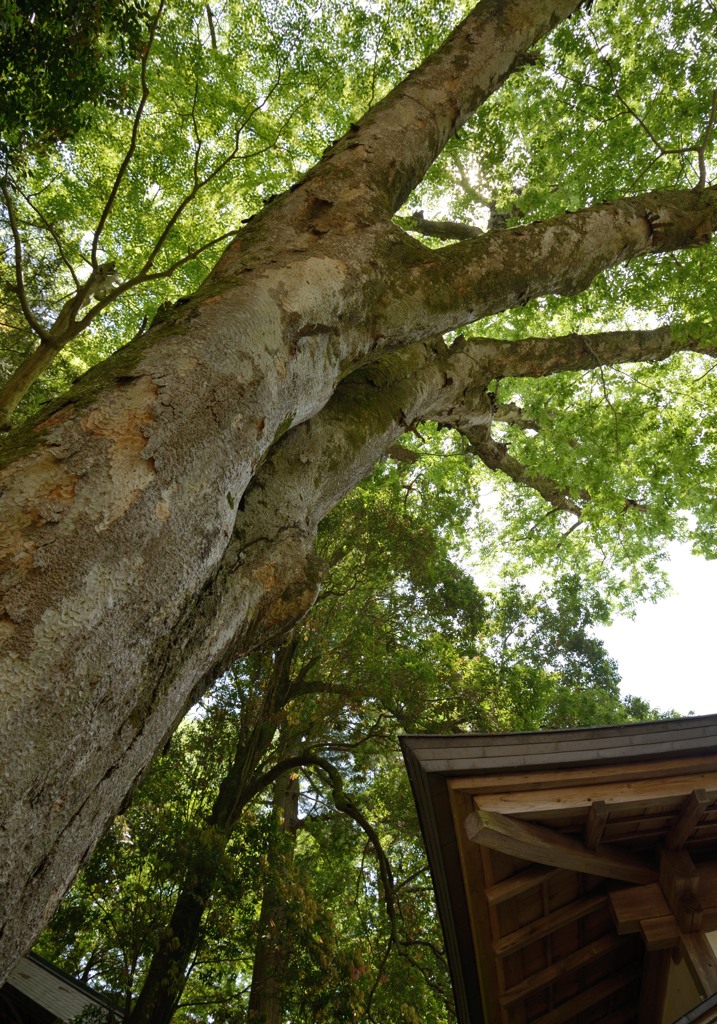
[596,543,717,717]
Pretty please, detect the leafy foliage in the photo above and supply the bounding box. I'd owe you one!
[0,0,150,160]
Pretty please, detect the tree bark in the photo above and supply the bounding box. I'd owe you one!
[0,0,716,981]
[247,771,301,1024]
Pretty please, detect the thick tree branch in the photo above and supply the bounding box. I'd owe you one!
[492,401,541,432]
[205,4,217,49]
[199,317,717,666]
[463,323,717,381]
[463,429,583,515]
[306,0,583,212]
[395,209,485,240]
[380,189,717,340]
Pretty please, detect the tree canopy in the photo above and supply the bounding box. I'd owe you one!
[1,0,715,1011]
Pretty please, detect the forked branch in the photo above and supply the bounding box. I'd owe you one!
[382,188,717,342]
[457,425,584,517]
[0,179,50,342]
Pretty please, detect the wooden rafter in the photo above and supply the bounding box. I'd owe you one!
[498,932,621,1006]
[584,799,609,849]
[465,809,657,884]
[528,964,636,1024]
[484,864,563,906]
[667,790,711,850]
[492,892,607,957]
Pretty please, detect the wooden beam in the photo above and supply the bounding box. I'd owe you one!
[660,848,703,932]
[448,787,505,1024]
[447,752,717,798]
[584,799,609,849]
[485,864,563,906]
[499,932,621,1006]
[464,770,717,819]
[666,789,711,850]
[528,965,636,1024]
[682,932,717,998]
[493,893,607,957]
[609,882,681,948]
[640,914,680,950]
[466,809,657,884]
[610,883,672,933]
[677,891,704,934]
[638,949,672,1024]
[660,848,699,901]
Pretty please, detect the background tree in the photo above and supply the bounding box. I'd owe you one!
[2,0,717,980]
[0,0,150,160]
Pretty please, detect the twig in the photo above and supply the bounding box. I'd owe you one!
[205,5,217,49]
[91,0,166,267]
[0,178,50,340]
[135,73,286,280]
[697,87,717,190]
[72,229,238,336]
[15,183,80,286]
[582,337,620,455]
[365,933,394,1019]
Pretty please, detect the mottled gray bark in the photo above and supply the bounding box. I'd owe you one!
[0,0,716,981]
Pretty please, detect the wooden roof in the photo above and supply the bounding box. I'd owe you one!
[0,953,118,1023]
[401,715,717,1024]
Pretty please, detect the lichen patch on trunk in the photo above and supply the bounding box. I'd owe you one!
[79,376,159,530]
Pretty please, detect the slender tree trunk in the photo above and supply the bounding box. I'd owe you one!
[0,337,64,429]
[247,770,301,1024]
[127,645,297,1024]
[126,733,272,1024]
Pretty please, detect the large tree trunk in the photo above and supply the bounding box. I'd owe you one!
[0,0,715,980]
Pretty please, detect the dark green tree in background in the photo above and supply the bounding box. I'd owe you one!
[0,0,150,159]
